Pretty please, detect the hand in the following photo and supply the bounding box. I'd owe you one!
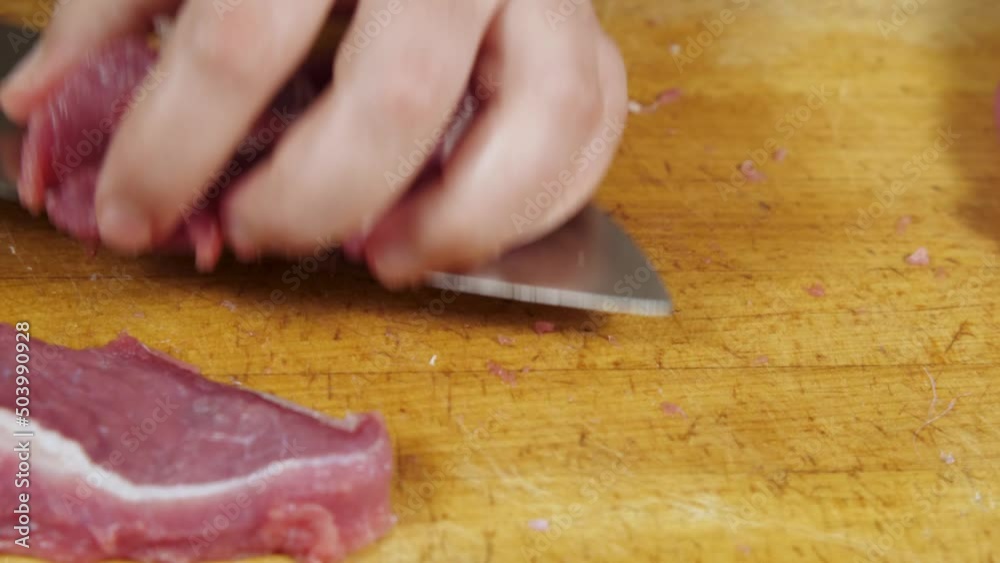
[1,0,628,288]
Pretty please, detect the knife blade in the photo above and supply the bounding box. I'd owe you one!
[0,21,672,316]
[426,207,671,316]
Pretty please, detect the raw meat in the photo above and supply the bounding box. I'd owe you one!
[533,321,556,335]
[805,283,826,297]
[20,37,316,270]
[905,246,930,266]
[739,159,766,183]
[0,324,394,563]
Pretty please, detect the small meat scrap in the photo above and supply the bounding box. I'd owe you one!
[940,451,956,464]
[739,160,767,183]
[805,283,826,298]
[220,300,238,312]
[627,88,682,114]
[896,215,913,235]
[487,360,517,386]
[753,355,769,365]
[533,321,556,335]
[772,147,788,162]
[528,519,550,532]
[654,87,683,106]
[497,335,515,346]
[660,402,687,417]
[905,247,930,266]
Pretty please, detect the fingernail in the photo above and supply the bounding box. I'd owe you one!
[370,240,422,290]
[342,234,366,263]
[225,217,257,262]
[98,201,152,253]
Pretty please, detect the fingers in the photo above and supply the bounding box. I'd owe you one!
[221,0,501,259]
[364,0,629,287]
[0,0,181,122]
[94,0,336,254]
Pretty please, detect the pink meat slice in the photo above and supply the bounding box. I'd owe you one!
[21,37,315,270]
[0,324,394,563]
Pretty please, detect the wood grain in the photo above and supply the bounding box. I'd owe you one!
[0,1,998,562]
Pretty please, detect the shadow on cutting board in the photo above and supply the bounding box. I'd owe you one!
[944,1,1000,250]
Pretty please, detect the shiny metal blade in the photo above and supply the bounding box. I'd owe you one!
[426,206,672,316]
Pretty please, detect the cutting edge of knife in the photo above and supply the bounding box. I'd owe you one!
[426,271,673,317]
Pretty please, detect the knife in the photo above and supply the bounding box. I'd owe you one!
[0,22,672,317]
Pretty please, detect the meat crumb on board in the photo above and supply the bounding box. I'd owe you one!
[753,355,769,365]
[805,283,826,298]
[660,402,687,417]
[220,300,238,312]
[487,360,518,386]
[497,335,515,346]
[940,451,956,464]
[628,87,682,114]
[534,321,556,335]
[739,160,767,183]
[528,519,550,531]
[905,247,930,266]
[772,147,788,162]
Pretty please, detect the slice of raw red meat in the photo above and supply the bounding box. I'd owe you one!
[0,324,394,563]
[20,37,316,270]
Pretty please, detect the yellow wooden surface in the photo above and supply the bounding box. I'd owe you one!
[1,1,999,562]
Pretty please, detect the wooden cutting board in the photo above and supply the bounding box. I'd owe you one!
[1,1,998,562]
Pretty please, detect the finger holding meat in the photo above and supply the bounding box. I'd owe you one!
[364,0,629,287]
[94,0,336,255]
[220,0,501,260]
[0,0,181,124]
